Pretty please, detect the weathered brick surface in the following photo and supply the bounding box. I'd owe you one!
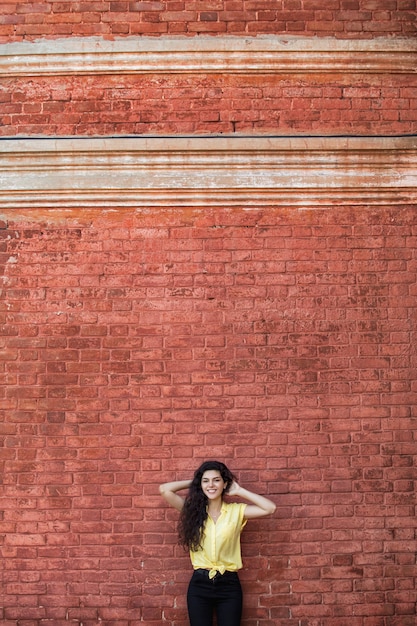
[1,206,416,625]
[0,0,415,41]
[1,1,416,624]
[1,72,416,136]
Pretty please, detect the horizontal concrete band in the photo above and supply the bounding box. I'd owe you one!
[2,35,417,76]
[1,136,416,208]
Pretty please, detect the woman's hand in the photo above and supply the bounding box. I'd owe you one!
[227,480,276,519]
[227,480,241,497]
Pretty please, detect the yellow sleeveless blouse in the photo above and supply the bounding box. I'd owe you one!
[190,502,247,578]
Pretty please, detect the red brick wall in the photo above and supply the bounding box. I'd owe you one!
[1,0,416,624]
[2,73,416,136]
[0,0,415,42]
[1,206,416,625]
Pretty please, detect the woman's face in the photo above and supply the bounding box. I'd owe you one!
[201,469,227,501]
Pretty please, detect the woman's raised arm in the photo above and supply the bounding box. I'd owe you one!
[159,479,192,511]
[228,481,276,519]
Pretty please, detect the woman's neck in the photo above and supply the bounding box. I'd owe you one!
[208,500,223,521]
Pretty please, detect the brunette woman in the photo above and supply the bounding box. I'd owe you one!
[159,460,276,626]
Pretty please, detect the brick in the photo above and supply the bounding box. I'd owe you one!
[13,72,414,136]
[0,2,415,40]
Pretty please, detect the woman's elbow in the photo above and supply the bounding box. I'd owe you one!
[267,501,276,515]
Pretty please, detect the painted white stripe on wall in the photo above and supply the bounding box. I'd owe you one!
[1,36,416,76]
[1,136,416,209]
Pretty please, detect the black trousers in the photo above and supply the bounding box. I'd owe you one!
[187,569,243,626]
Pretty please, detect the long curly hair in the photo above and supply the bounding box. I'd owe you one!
[178,460,236,551]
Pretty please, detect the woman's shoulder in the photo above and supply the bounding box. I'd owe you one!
[223,501,247,516]
[223,501,244,509]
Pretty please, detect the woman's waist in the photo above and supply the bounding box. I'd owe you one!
[193,568,239,580]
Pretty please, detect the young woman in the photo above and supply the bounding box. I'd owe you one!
[159,460,276,626]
